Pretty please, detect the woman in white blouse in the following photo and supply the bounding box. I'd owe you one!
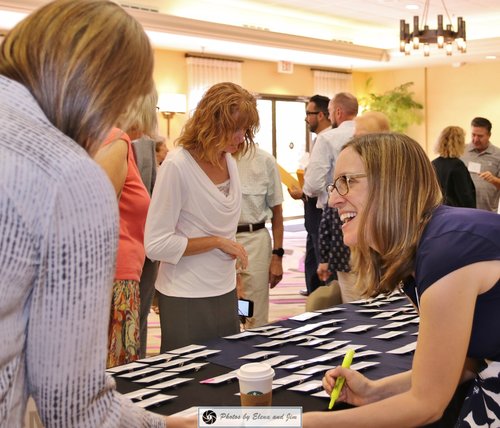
[145,82,259,351]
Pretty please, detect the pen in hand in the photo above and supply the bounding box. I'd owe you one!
[328,349,355,410]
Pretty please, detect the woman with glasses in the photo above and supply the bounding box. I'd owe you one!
[145,82,259,351]
[304,133,500,427]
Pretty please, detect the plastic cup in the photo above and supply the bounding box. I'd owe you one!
[236,362,275,406]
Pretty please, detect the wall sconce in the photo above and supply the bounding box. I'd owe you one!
[158,93,187,138]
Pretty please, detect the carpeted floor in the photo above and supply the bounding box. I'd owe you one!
[145,219,308,356]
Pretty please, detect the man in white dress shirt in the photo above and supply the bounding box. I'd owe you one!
[289,95,331,296]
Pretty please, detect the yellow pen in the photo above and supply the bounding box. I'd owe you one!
[328,349,355,410]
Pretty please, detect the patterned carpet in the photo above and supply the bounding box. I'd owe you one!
[145,219,308,356]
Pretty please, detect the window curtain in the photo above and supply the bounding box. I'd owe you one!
[186,56,242,115]
[313,70,353,99]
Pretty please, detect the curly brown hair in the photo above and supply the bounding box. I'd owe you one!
[176,82,259,166]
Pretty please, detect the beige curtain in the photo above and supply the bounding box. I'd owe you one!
[186,56,242,115]
[313,70,353,98]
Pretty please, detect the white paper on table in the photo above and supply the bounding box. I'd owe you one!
[390,314,417,321]
[387,341,417,354]
[273,374,311,386]
[169,344,206,354]
[379,321,412,329]
[288,379,323,392]
[246,325,280,332]
[259,327,291,336]
[117,367,162,379]
[328,344,366,356]
[123,388,160,400]
[289,312,322,322]
[147,377,194,389]
[350,361,380,371]
[263,354,298,366]
[182,349,221,359]
[199,371,238,384]
[310,327,341,337]
[372,330,408,340]
[238,350,280,360]
[295,365,335,375]
[277,359,311,370]
[135,393,177,408]
[135,371,178,384]
[151,357,192,369]
[106,362,147,374]
[307,353,339,363]
[170,362,208,373]
[223,331,260,339]
[311,390,330,399]
[136,353,177,364]
[315,340,351,351]
[356,309,384,314]
[467,161,481,174]
[342,324,377,333]
[272,330,308,339]
[353,350,382,358]
[297,338,331,347]
[410,317,420,324]
[371,311,399,319]
[254,339,287,348]
[316,307,345,314]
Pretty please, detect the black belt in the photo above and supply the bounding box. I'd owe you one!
[236,222,266,233]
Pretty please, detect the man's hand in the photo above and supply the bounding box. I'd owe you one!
[287,185,304,200]
[479,171,500,189]
[269,256,283,289]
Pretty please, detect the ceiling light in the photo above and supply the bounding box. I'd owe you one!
[400,0,466,57]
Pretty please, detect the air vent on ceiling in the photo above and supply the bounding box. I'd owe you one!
[120,3,159,13]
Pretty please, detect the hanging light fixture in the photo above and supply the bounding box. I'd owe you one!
[400,0,466,57]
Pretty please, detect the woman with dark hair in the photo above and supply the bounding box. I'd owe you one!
[145,82,259,351]
[304,133,499,427]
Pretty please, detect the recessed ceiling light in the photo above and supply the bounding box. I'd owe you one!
[485,55,497,60]
[406,4,419,10]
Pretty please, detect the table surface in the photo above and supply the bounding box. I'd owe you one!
[113,292,418,415]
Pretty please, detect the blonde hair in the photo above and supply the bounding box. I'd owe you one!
[434,126,466,158]
[121,87,159,139]
[0,0,153,155]
[354,111,390,136]
[176,82,259,166]
[344,133,442,296]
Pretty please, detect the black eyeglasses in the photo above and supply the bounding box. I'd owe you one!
[326,173,367,196]
[305,111,320,116]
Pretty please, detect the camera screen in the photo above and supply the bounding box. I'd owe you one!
[238,299,253,317]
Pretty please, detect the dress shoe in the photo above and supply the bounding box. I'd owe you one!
[299,289,309,297]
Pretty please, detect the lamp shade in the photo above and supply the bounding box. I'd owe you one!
[158,93,187,113]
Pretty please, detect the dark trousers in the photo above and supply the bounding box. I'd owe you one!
[304,196,323,294]
[138,257,159,358]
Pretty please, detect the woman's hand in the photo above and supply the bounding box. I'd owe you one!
[165,414,197,428]
[322,366,374,407]
[218,238,248,270]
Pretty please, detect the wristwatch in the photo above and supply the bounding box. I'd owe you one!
[272,248,285,257]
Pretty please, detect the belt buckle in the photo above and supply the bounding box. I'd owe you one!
[248,224,253,232]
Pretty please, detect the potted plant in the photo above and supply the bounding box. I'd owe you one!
[360,79,423,133]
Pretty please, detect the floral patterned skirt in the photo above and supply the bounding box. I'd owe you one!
[106,279,140,368]
[456,360,500,427]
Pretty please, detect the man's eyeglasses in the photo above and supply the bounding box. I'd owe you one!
[305,111,320,116]
[326,173,367,196]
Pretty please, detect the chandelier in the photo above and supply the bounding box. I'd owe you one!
[399,0,466,57]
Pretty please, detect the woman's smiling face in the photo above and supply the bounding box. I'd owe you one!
[328,147,370,248]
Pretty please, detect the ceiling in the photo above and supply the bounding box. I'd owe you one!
[1,0,500,71]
